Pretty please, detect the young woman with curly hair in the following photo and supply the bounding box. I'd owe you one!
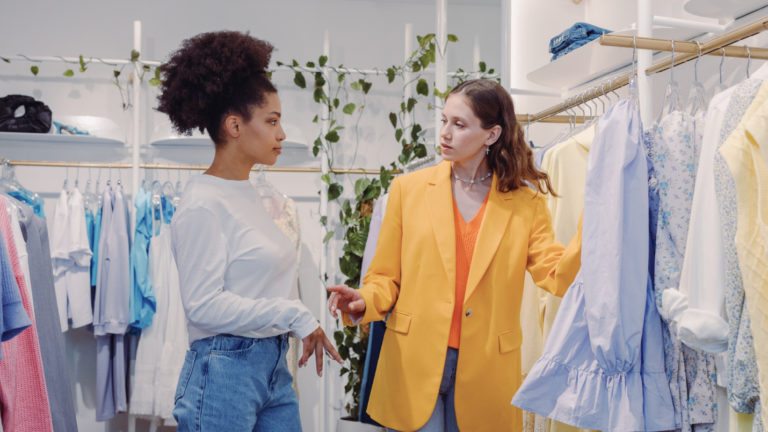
[158,31,342,431]
[328,79,583,432]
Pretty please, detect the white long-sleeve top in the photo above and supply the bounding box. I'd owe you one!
[171,174,318,343]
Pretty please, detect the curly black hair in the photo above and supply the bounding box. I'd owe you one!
[156,31,277,145]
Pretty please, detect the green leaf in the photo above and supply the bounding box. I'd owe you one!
[411,61,421,73]
[148,77,161,86]
[414,143,427,158]
[419,53,431,68]
[323,231,335,243]
[411,123,422,141]
[321,173,331,184]
[320,216,327,227]
[333,98,340,109]
[348,230,367,257]
[293,72,306,88]
[488,68,495,75]
[479,61,487,72]
[30,65,39,76]
[386,67,396,83]
[328,183,343,201]
[361,80,372,94]
[406,97,417,113]
[350,81,361,91]
[334,331,344,346]
[389,112,397,128]
[312,115,318,123]
[130,49,140,62]
[154,68,160,78]
[342,103,356,115]
[1,57,10,63]
[447,34,458,42]
[337,73,346,83]
[142,64,150,72]
[275,61,284,66]
[313,88,324,103]
[354,178,371,196]
[63,69,74,77]
[306,61,315,68]
[325,130,340,143]
[319,55,328,67]
[416,78,429,96]
[395,128,403,142]
[313,137,322,156]
[380,168,394,191]
[79,55,87,72]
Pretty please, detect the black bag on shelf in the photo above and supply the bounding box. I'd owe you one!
[0,94,52,133]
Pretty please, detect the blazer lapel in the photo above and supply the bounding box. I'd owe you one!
[464,176,514,301]
[426,161,456,292]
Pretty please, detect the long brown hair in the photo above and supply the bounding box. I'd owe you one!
[448,79,556,196]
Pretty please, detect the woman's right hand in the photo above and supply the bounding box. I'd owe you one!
[327,285,366,319]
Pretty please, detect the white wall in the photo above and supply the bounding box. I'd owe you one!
[0,1,503,431]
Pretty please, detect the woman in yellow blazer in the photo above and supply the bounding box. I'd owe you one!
[328,79,581,432]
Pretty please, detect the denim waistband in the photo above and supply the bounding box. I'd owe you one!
[190,333,289,353]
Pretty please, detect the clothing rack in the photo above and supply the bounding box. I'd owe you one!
[6,160,396,175]
[526,14,768,124]
[517,114,597,124]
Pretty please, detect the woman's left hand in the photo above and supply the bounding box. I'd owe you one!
[300,326,344,377]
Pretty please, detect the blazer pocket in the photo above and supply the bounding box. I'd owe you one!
[385,311,412,335]
[498,329,523,354]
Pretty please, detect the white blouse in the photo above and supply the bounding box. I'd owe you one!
[171,174,318,343]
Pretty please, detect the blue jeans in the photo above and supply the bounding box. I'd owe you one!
[173,333,301,431]
[549,22,611,60]
[387,348,459,432]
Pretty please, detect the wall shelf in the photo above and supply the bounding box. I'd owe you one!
[684,0,768,20]
[526,27,699,92]
[0,132,127,162]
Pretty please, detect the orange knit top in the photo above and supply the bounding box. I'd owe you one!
[448,192,489,349]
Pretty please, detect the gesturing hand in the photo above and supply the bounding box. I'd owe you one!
[300,326,343,377]
[327,285,366,319]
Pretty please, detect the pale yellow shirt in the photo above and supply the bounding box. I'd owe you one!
[720,79,768,429]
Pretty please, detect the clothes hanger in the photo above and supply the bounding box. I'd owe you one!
[687,41,707,116]
[746,45,752,79]
[712,48,728,97]
[656,38,681,124]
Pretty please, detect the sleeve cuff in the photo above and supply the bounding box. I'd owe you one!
[292,312,321,340]
[677,309,729,353]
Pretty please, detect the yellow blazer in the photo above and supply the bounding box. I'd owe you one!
[344,161,581,432]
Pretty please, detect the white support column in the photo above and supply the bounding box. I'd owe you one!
[435,0,448,152]
[473,35,481,79]
[501,0,512,89]
[320,30,331,432]
[637,0,653,125]
[131,20,142,226]
[404,23,413,101]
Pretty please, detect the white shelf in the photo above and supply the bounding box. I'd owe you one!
[150,136,308,150]
[0,132,127,162]
[684,0,768,20]
[526,27,701,91]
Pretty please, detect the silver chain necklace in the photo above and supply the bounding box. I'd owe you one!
[451,164,492,187]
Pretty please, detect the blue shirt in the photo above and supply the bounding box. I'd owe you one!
[512,99,675,431]
[129,188,156,331]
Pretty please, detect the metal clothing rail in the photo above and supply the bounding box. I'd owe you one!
[600,34,768,60]
[526,14,768,124]
[7,160,397,175]
[516,114,597,124]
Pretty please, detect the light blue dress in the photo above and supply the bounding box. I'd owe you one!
[649,110,717,431]
[512,99,676,431]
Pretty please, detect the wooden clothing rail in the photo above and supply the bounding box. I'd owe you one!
[526,14,768,124]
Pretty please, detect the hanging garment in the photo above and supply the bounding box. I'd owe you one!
[51,188,93,331]
[0,197,54,432]
[93,186,130,421]
[512,99,676,431]
[8,208,32,306]
[131,196,187,424]
[7,189,44,219]
[720,78,768,429]
[91,205,102,288]
[19,205,78,432]
[0,209,30,354]
[649,110,717,431]
[129,187,156,331]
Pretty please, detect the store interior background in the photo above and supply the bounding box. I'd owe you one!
[1,0,765,430]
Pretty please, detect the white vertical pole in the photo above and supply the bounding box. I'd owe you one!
[128,21,142,432]
[320,30,331,432]
[404,23,413,101]
[501,0,512,89]
[131,20,142,226]
[638,0,653,125]
[473,35,481,79]
[435,0,447,154]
